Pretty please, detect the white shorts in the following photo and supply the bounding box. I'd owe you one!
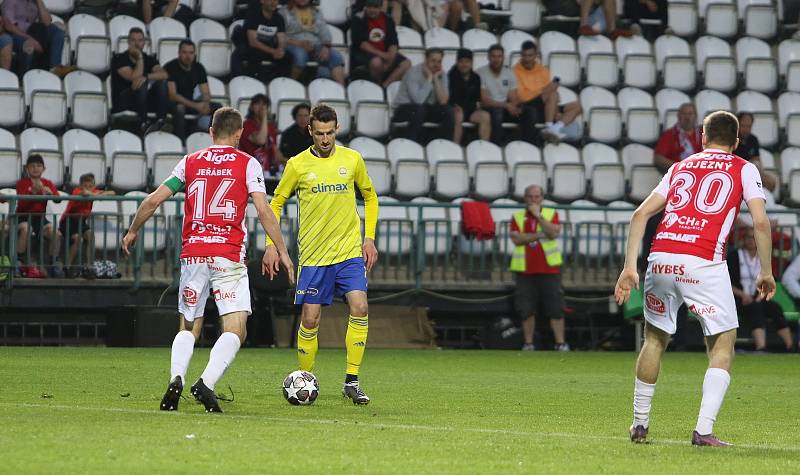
[178,256,251,321]
[643,252,738,337]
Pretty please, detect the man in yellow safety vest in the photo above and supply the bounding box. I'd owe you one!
[509,184,570,351]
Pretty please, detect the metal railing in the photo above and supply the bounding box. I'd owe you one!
[1,194,798,292]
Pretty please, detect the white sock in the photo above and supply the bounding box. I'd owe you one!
[200,332,241,390]
[695,368,731,435]
[633,378,656,428]
[551,121,565,132]
[170,330,195,383]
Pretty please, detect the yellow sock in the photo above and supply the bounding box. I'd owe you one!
[297,324,318,371]
[345,314,368,376]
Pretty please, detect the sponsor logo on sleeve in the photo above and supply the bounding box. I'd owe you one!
[645,293,666,315]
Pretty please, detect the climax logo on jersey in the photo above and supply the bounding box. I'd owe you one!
[183,288,198,306]
[645,293,666,315]
[311,183,348,193]
[199,150,237,165]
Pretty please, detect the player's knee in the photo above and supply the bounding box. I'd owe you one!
[300,313,320,329]
[350,301,369,318]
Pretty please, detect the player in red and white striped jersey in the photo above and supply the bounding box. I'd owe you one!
[615,111,776,447]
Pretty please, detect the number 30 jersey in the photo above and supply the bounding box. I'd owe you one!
[650,149,765,262]
[168,145,266,262]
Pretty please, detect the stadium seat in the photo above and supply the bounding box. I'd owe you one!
[779,39,800,92]
[736,90,779,148]
[606,199,635,255]
[365,159,392,196]
[91,196,123,252]
[206,76,228,106]
[424,27,461,72]
[396,26,425,66]
[349,136,387,160]
[500,30,536,67]
[64,71,108,131]
[318,0,349,26]
[229,75,267,116]
[20,128,63,186]
[628,164,661,202]
[23,70,67,130]
[394,159,431,199]
[190,19,231,78]
[736,37,778,93]
[699,0,738,38]
[347,80,389,139]
[621,143,654,180]
[780,147,800,185]
[145,132,185,185]
[308,79,351,137]
[104,130,147,190]
[67,14,111,75]
[667,1,698,37]
[578,35,618,89]
[615,35,656,90]
[198,0,235,21]
[122,191,166,251]
[582,143,624,202]
[739,0,777,39]
[504,140,541,169]
[511,161,546,201]
[617,87,658,144]
[267,77,306,132]
[655,88,692,128]
[474,162,509,200]
[411,196,452,256]
[109,15,148,53]
[788,169,800,205]
[186,131,212,153]
[43,0,75,15]
[543,143,584,201]
[537,31,580,87]
[375,196,413,255]
[327,24,349,76]
[579,86,621,143]
[0,69,26,127]
[63,129,105,187]
[461,28,497,71]
[695,36,736,93]
[388,138,425,170]
[0,128,20,187]
[568,199,611,256]
[543,142,580,174]
[426,139,464,167]
[465,139,503,176]
[778,92,800,147]
[695,89,733,124]
[433,161,470,199]
[654,35,695,92]
[509,0,543,32]
[148,17,186,65]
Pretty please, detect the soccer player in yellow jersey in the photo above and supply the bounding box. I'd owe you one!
[266,104,379,405]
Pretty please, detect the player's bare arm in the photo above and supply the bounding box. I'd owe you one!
[252,191,294,284]
[747,196,776,301]
[615,191,667,305]
[122,184,174,256]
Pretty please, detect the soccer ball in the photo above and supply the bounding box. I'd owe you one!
[282,370,319,405]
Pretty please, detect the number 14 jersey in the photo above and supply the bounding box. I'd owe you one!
[169,145,266,262]
[650,149,765,262]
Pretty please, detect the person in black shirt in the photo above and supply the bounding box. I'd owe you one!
[164,40,218,139]
[141,0,196,29]
[279,103,313,159]
[448,49,490,144]
[242,0,291,80]
[350,0,410,88]
[735,112,777,193]
[111,27,168,134]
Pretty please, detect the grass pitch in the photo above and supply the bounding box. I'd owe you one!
[1,347,798,474]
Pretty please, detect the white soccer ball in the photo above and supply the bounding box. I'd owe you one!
[282,370,319,405]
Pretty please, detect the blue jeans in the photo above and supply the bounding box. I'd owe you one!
[286,44,344,78]
[12,23,66,74]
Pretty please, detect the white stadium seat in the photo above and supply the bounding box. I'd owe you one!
[104,130,147,190]
[308,79,351,137]
[63,129,105,187]
[543,142,583,201]
[64,70,108,130]
[365,159,392,196]
[655,88,692,128]
[122,191,166,251]
[621,143,654,180]
[23,69,67,130]
[396,26,424,66]
[655,35,695,92]
[695,36,736,93]
[579,86,621,143]
[426,139,464,167]
[198,0,235,21]
[318,0,349,26]
[667,1,698,37]
[206,76,228,106]
[465,140,503,176]
[190,19,232,78]
[461,28,497,70]
[736,37,778,93]
[148,17,186,65]
[501,29,537,66]
[68,14,111,75]
[433,161,469,199]
[229,75,267,116]
[388,138,425,170]
[186,132,212,154]
[616,35,656,89]
[778,92,800,147]
[375,196,413,255]
[411,197,451,256]
[629,164,661,202]
[537,31,580,87]
[617,87,658,144]
[21,128,63,186]
[582,142,624,202]
[474,162,509,200]
[739,0,777,39]
[268,77,307,132]
[695,89,733,124]
[145,131,184,185]
[349,136,387,160]
[0,128,20,187]
[578,35,618,88]
[700,0,738,38]
[510,0,543,31]
[424,27,461,73]
[347,80,389,138]
[109,15,148,53]
[43,0,75,15]
[0,69,25,127]
[780,147,800,184]
[568,199,612,256]
[736,90,778,148]
[779,39,800,92]
[511,161,546,201]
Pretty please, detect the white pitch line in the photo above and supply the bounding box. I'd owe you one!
[3,402,799,454]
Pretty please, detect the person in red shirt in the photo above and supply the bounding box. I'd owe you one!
[653,102,702,173]
[239,93,284,180]
[59,173,115,276]
[509,184,569,352]
[15,154,62,274]
[350,0,411,88]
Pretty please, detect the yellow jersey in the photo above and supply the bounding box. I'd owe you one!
[267,145,379,267]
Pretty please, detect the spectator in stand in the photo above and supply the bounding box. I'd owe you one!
[478,44,521,145]
[729,227,795,352]
[15,154,62,277]
[282,0,346,85]
[510,184,570,352]
[243,0,291,81]
[734,112,778,194]
[0,15,14,71]
[448,48,490,143]
[653,103,702,174]
[2,0,68,76]
[514,41,582,144]
[438,0,483,33]
[240,94,285,179]
[623,0,667,37]
[111,27,169,135]
[141,0,197,29]
[352,0,408,27]
[164,40,218,140]
[279,102,313,158]
[350,0,411,88]
[393,47,455,142]
[59,173,115,278]
[578,0,631,39]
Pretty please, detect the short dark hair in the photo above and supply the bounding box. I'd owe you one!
[26,154,44,166]
[737,111,754,122]
[128,27,144,37]
[488,43,504,55]
[211,107,243,138]
[703,110,739,147]
[521,40,537,51]
[425,47,444,59]
[246,93,270,120]
[179,39,195,51]
[292,102,311,119]
[79,173,95,183]
[310,103,337,126]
